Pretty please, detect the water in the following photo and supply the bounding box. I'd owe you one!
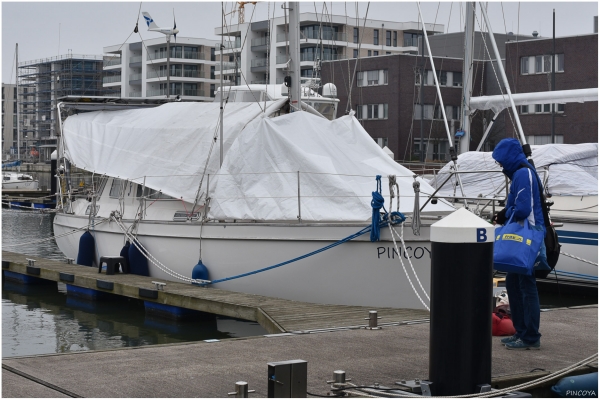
[2,209,267,358]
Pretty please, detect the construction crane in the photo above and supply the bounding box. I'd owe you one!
[237,2,257,24]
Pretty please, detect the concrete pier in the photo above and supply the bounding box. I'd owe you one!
[2,306,597,398]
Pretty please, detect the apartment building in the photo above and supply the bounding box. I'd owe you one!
[2,84,17,157]
[15,54,109,162]
[103,37,222,100]
[214,12,444,86]
[505,33,598,144]
[321,54,486,162]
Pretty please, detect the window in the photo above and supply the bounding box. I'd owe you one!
[357,69,388,87]
[386,31,391,46]
[404,33,421,47]
[386,51,391,55]
[210,84,216,97]
[535,55,543,73]
[368,50,372,57]
[211,48,216,61]
[373,51,379,56]
[439,71,447,86]
[210,66,215,80]
[520,105,529,114]
[357,104,388,120]
[353,27,359,43]
[453,71,462,87]
[557,54,564,72]
[543,103,551,113]
[526,135,564,145]
[374,29,379,45]
[393,31,398,47]
[109,178,123,198]
[375,138,388,148]
[520,57,529,74]
[353,49,358,58]
[557,103,565,112]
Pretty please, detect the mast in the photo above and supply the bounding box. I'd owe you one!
[220,2,225,167]
[460,2,475,154]
[166,35,171,98]
[479,3,530,157]
[16,43,21,165]
[551,9,555,144]
[419,17,425,162]
[288,2,301,110]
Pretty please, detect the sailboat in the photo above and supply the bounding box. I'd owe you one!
[53,3,456,310]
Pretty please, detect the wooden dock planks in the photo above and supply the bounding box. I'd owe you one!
[2,250,429,334]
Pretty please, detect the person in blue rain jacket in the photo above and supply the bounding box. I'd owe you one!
[492,138,546,350]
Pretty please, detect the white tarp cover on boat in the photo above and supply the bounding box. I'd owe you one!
[63,102,454,222]
[208,111,453,221]
[468,88,598,114]
[428,143,598,197]
[63,100,283,202]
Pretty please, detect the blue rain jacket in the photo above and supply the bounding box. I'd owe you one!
[492,138,546,236]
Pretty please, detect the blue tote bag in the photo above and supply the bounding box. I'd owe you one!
[493,215,545,275]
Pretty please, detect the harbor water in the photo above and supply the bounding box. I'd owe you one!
[2,209,267,358]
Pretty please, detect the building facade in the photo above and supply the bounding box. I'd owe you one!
[103,37,222,100]
[504,33,598,144]
[321,54,486,162]
[15,54,109,162]
[214,12,444,87]
[2,84,17,157]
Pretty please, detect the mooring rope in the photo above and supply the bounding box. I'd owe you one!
[559,251,598,267]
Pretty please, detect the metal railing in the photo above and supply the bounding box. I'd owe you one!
[251,80,267,84]
[102,75,121,84]
[299,53,345,62]
[104,58,122,67]
[129,73,142,81]
[277,32,346,42]
[223,39,242,49]
[129,55,143,63]
[215,62,237,71]
[276,55,289,64]
[251,36,270,47]
[251,58,268,68]
[146,88,205,97]
[129,91,142,97]
[146,51,206,61]
[19,54,104,67]
[404,37,419,47]
[146,69,202,79]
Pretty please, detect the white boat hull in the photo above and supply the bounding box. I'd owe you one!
[54,214,434,310]
[2,180,39,190]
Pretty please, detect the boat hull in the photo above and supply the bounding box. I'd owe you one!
[54,214,434,309]
[2,180,39,190]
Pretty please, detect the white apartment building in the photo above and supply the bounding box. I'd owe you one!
[2,84,16,156]
[103,37,223,101]
[214,12,444,86]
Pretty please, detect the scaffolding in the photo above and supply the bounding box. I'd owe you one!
[16,53,118,162]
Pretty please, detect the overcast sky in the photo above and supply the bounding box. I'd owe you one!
[2,1,598,83]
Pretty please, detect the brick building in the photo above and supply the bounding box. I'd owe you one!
[504,33,598,144]
[321,54,485,161]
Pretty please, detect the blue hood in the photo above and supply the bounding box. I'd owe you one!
[492,138,530,180]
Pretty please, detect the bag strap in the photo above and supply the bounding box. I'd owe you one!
[519,163,551,228]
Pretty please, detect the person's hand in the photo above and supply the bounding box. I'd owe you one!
[493,208,507,225]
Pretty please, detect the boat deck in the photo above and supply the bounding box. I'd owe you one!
[1,251,429,334]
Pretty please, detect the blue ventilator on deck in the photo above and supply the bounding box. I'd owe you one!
[552,372,598,398]
[76,231,96,267]
[128,240,149,276]
[429,208,495,396]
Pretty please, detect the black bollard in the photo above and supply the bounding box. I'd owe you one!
[429,208,494,396]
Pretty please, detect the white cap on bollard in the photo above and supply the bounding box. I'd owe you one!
[430,208,494,244]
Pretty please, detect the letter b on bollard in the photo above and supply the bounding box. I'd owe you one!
[477,228,488,243]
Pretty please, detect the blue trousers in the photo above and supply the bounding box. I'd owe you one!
[505,224,545,344]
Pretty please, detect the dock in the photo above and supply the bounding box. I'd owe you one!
[2,251,597,398]
[1,251,429,334]
[2,190,55,209]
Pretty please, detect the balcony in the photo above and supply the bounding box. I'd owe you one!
[103,58,121,67]
[129,73,142,82]
[277,31,346,42]
[251,80,267,84]
[146,88,205,97]
[300,53,346,62]
[146,70,204,79]
[130,55,143,63]
[215,62,237,71]
[404,37,419,47]
[129,91,142,97]
[147,51,206,61]
[223,39,242,50]
[102,75,122,84]
[251,58,268,68]
[251,36,270,47]
[276,55,289,64]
